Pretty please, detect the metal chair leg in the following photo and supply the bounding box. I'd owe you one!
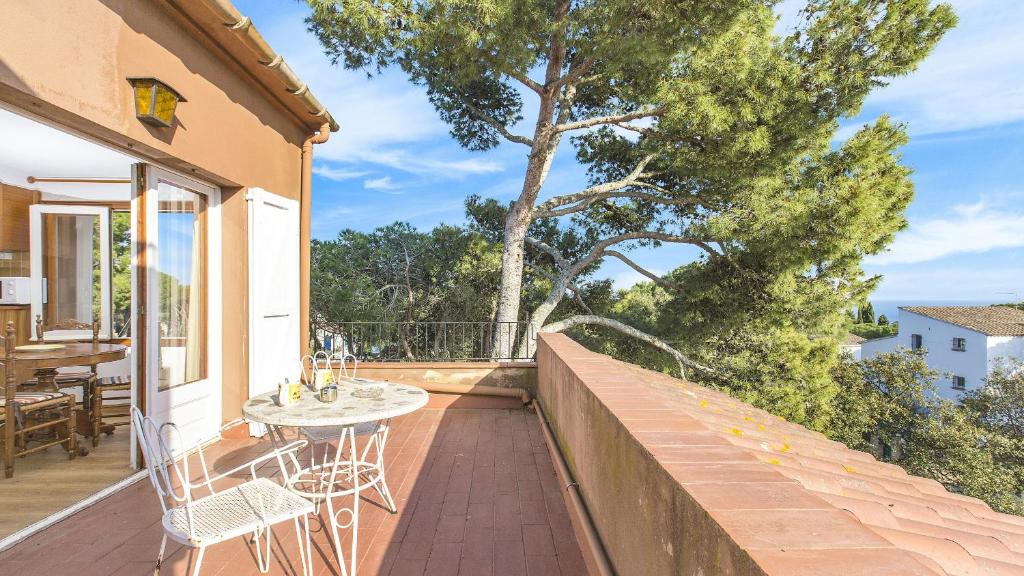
[191,546,205,576]
[154,533,167,575]
[254,525,273,573]
[294,515,314,576]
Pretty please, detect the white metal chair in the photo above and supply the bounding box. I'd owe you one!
[299,353,397,514]
[131,406,316,576]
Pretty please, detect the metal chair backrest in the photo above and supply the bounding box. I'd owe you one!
[301,352,333,387]
[332,353,358,379]
[130,406,207,537]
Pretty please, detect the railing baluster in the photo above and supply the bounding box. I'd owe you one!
[313,321,532,362]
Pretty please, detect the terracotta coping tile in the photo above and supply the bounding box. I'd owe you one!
[816,493,903,530]
[714,508,894,550]
[630,429,735,447]
[641,445,760,464]
[892,518,1024,565]
[974,555,1024,576]
[937,519,1024,553]
[747,548,943,576]
[621,415,707,433]
[685,481,830,512]
[767,466,847,495]
[867,526,979,575]
[664,462,795,485]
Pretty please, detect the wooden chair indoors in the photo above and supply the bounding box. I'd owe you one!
[0,321,78,479]
[91,375,131,447]
[24,316,98,433]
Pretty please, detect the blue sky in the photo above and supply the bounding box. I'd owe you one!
[236,0,1024,303]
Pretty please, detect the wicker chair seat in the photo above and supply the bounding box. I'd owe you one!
[23,372,96,388]
[96,375,130,388]
[163,477,314,546]
[0,391,69,409]
[0,392,71,425]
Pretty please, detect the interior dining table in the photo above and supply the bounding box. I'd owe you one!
[12,342,127,392]
[12,342,128,453]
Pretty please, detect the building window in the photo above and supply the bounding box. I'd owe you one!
[952,375,966,390]
[951,337,966,352]
[911,334,922,351]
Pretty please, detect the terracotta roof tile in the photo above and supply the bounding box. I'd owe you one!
[901,306,1024,336]
[546,336,1024,575]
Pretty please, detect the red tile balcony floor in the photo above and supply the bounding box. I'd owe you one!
[0,397,587,576]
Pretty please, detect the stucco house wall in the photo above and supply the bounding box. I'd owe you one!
[0,0,325,420]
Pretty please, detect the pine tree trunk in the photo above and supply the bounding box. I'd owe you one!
[492,95,560,358]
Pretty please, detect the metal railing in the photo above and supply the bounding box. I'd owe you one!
[316,321,535,362]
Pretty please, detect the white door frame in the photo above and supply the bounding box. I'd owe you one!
[28,204,112,340]
[132,164,222,457]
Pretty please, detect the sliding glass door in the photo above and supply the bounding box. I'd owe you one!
[134,164,221,454]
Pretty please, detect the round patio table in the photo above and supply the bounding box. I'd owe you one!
[242,380,428,576]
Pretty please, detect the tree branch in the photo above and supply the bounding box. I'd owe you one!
[462,101,534,147]
[538,315,713,378]
[554,108,662,133]
[603,250,675,290]
[525,237,568,270]
[570,231,720,277]
[535,155,656,213]
[525,261,593,314]
[535,187,696,219]
[507,70,544,95]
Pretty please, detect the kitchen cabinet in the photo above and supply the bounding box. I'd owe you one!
[0,183,38,252]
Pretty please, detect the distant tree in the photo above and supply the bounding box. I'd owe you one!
[306,0,955,364]
[963,358,1024,437]
[877,314,889,326]
[849,322,898,340]
[858,302,876,324]
[829,350,1022,514]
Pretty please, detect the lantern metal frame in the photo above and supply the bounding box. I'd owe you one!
[127,77,186,128]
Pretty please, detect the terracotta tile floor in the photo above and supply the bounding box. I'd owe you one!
[0,400,588,576]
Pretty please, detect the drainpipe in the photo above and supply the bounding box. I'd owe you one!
[536,401,615,576]
[300,123,332,357]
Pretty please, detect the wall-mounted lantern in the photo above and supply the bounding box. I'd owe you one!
[128,77,185,127]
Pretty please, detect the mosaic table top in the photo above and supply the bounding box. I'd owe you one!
[242,380,428,427]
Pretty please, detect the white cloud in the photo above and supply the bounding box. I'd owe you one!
[352,149,503,177]
[364,176,400,191]
[865,1,1024,135]
[867,202,1024,265]
[312,165,371,181]
[247,4,501,179]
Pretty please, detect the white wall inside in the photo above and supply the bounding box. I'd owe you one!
[0,106,132,201]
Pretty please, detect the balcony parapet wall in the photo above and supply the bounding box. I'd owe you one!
[534,333,1000,576]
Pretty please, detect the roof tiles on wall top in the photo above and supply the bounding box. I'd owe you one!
[539,333,1024,576]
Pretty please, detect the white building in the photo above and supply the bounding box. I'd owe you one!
[860,306,1024,400]
[841,333,865,361]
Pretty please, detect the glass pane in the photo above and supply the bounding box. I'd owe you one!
[157,187,207,391]
[112,210,132,337]
[41,213,100,332]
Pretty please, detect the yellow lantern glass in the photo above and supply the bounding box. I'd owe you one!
[128,77,185,127]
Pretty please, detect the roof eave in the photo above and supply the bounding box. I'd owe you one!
[181,0,340,133]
